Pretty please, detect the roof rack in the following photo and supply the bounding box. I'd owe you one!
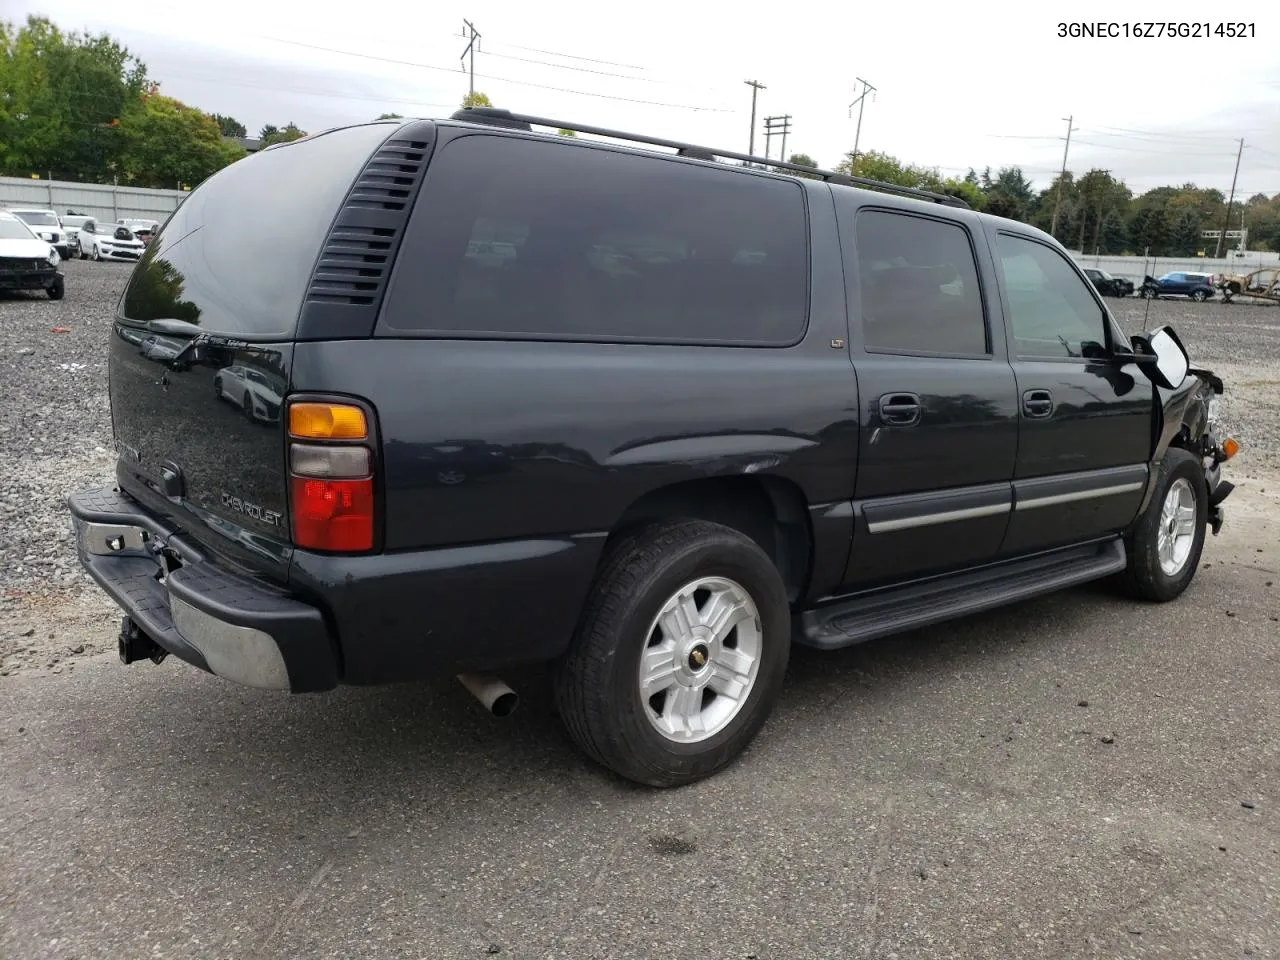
[449,107,971,210]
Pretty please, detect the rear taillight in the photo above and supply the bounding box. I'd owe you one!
[287,400,375,552]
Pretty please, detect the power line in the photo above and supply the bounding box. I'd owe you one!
[479,49,652,82]
[1069,138,1239,157]
[481,40,649,72]
[259,35,736,112]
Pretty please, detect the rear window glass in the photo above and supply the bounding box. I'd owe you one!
[853,209,988,356]
[379,134,809,345]
[119,122,396,337]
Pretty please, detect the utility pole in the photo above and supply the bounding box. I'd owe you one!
[1215,138,1244,258]
[763,115,792,161]
[1089,170,1110,255]
[744,80,766,156]
[459,20,481,97]
[1049,115,1077,240]
[847,77,877,168]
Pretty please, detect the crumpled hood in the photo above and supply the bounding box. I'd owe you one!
[0,237,55,258]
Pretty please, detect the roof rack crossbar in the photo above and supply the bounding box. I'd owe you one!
[449,108,971,209]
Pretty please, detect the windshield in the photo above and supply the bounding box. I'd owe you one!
[13,211,59,227]
[0,219,37,240]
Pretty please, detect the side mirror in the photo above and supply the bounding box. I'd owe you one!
[1129,325,1190,390]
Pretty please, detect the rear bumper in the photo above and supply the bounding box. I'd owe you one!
[69,484,607,690]
[68,486,338,693]
[97,247,141,261]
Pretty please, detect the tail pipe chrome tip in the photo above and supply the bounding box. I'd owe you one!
[457,673,519,717]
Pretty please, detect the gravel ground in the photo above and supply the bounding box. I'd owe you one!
[1,261,1277,678]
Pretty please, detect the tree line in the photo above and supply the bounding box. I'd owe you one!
[2,14,1276,253]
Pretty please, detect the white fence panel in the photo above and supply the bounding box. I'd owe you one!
[0,176,187,225]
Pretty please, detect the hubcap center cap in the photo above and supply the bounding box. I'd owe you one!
[687,643,710,671]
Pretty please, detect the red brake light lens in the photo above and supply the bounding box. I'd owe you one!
[290,476,374,552]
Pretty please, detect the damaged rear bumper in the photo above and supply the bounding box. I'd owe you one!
[67,486,338,692]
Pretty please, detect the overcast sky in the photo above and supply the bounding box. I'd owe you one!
[12,0,1280,197]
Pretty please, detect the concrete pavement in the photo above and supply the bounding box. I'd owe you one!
[1,482,1277,960]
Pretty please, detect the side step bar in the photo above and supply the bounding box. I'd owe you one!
[799,538,1128,650]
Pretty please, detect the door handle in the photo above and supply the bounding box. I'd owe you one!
[879,392,922,426]
[1022,389,1054,418]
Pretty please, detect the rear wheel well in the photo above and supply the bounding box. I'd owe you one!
[608,477,812,603]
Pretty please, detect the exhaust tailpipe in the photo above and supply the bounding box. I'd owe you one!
[457,673,519,717]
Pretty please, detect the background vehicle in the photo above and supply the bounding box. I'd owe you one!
[5,207,71,259]
[1142,271,1216,301]
[1217,267,1280,304]
[67,109,1239,789]
[60,214,92,257]
[78,218,145,262]
[1082,267,1134,297]
[0,210,64,299]
[119,218,161,246]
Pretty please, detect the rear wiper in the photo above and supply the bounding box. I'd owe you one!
[144,318,203,337]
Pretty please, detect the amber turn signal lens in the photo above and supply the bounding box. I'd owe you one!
[1221,437,1240,460]
[289,402,368,440]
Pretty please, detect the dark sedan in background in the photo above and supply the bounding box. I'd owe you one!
[1082,267,1135,297]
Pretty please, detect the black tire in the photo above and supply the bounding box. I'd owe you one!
[1191,290,1209,302]
[553,518,791,788]
[1116,448,1207,602]
[242,393,254,418]
[47,278,64,300]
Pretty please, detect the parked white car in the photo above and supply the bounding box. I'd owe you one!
[78,218,145,262]
[0,210,65,299]
[60,214,93,258]
[4,208,71,260]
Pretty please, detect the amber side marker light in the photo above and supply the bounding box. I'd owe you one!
[1221,437,1240,461]
[289,402,368,440]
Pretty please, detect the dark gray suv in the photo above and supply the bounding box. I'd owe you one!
[68,108,1240,787]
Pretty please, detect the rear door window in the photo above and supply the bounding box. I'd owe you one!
[852,209,989,357]
[379,134,810,346]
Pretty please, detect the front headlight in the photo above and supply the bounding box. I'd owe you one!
[47,249,60,266]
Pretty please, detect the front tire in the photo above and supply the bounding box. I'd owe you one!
[47,278,64,300]
[1191,289,1209,302]
[554,518,791,788]
[1116,448,1207,602]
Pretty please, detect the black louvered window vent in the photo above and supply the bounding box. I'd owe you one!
[306,139,428,306]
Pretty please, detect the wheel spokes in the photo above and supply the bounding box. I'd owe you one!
[640,642,680,698]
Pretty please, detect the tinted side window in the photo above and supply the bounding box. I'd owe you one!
[995,234,1107,359]
[381,135,809,345]
[853,210,987,356]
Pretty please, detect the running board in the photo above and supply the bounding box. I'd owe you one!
[798,538,1127,650]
